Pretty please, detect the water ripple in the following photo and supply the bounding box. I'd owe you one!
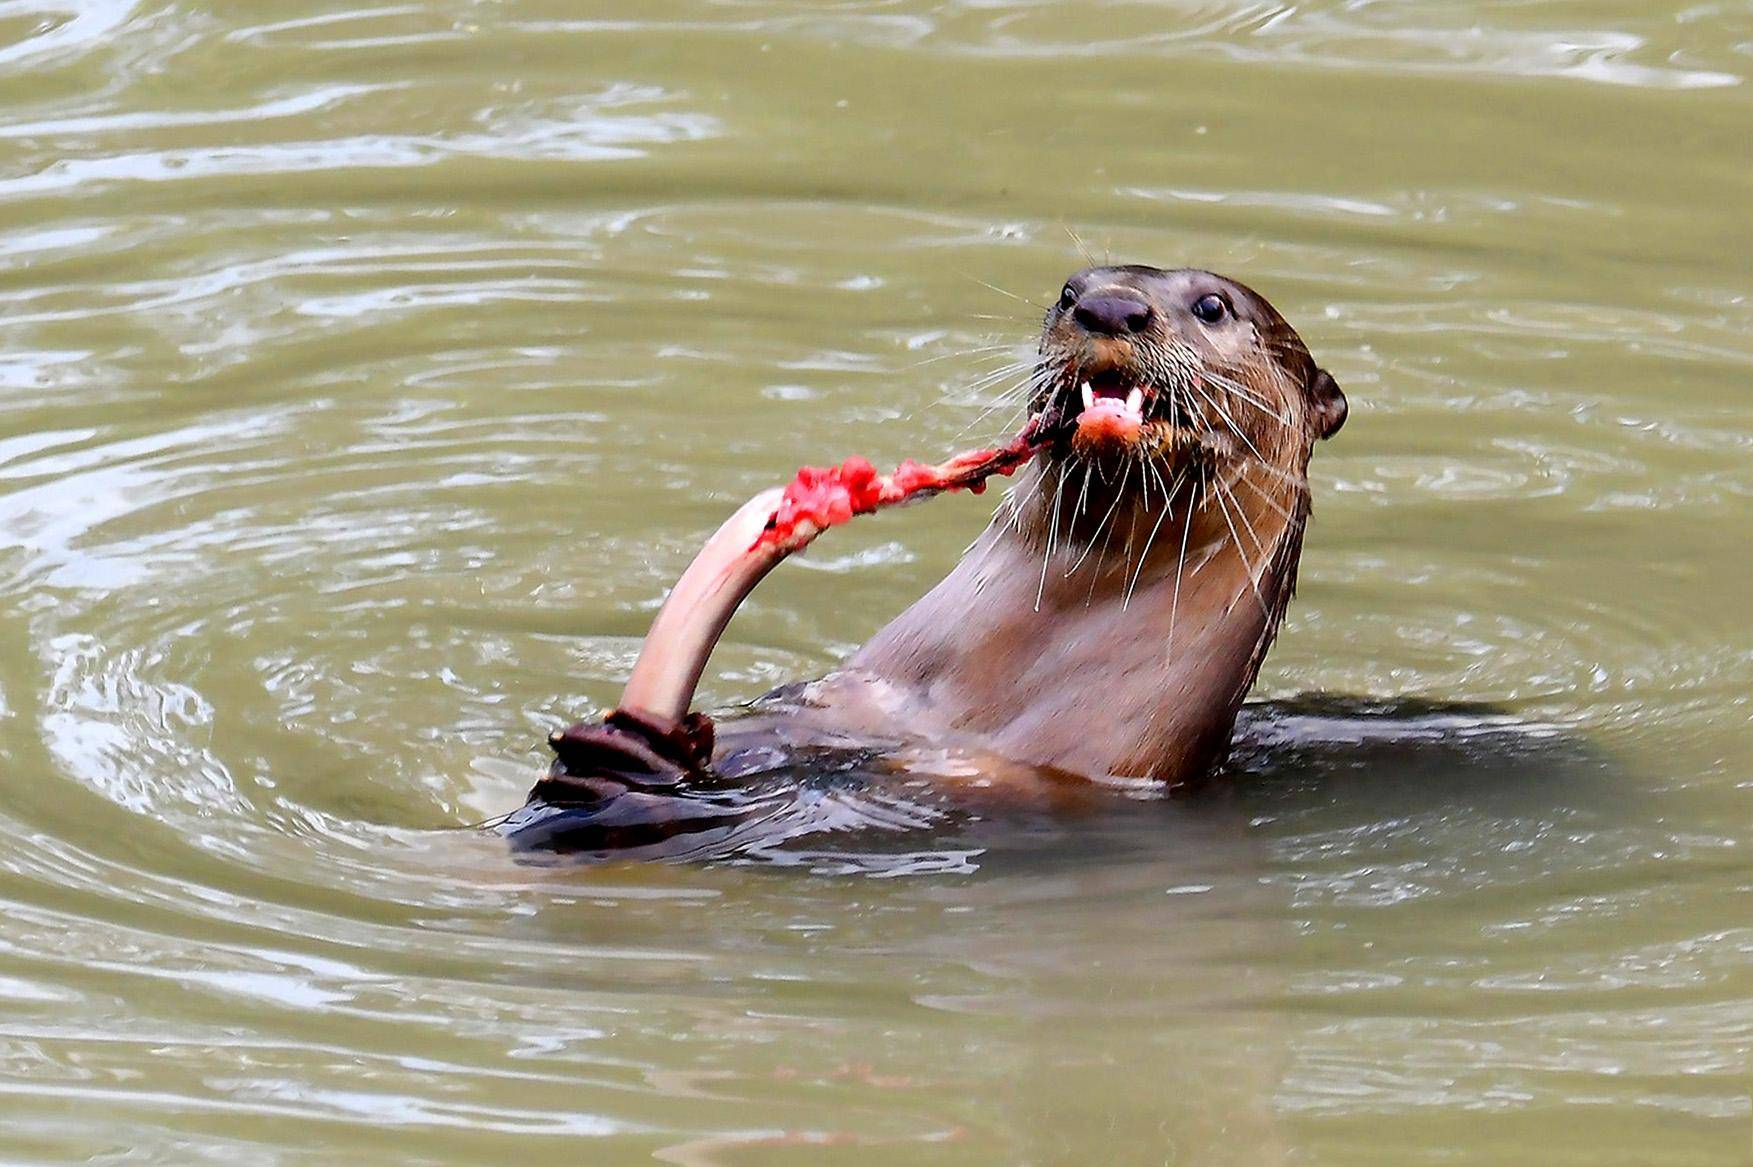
[0,1,1746,1162]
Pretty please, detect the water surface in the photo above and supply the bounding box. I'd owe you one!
[0,2,1748,1163]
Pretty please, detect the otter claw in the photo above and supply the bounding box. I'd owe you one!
[530,708,717,805]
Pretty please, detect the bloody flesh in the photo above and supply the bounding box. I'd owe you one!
[756,418,1047,554]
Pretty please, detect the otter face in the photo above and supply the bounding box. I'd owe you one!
[1031,266,1345,467]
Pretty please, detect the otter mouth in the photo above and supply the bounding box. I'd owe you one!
[1037,361,1203,458]
[1075,367,1150,436]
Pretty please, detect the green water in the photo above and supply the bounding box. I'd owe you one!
[0,1,1748,1162]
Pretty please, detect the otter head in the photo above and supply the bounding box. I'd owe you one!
[1031,266,1345,478]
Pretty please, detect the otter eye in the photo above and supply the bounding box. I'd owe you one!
[1191,294,1228,324]
[1057,284,1077,311]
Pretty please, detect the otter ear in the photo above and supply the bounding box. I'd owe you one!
[1309,368,1347,439]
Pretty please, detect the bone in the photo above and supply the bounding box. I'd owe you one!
[616,419,1050,725]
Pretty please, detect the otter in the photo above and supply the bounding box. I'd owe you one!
[508,266,1346,850]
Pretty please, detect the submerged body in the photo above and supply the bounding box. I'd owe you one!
[512,266,1348,851]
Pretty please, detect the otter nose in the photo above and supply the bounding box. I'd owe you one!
[1072,294,1153,336]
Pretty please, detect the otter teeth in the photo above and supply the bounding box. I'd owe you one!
[1077,381,1147,418]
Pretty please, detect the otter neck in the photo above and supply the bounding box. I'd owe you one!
[844,451,1311,784]
[1009,451,1310,689]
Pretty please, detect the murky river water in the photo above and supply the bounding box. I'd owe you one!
[0,2,1748,1162]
